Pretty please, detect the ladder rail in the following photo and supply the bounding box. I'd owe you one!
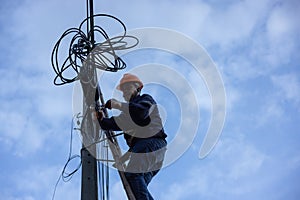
[96,85,136,200]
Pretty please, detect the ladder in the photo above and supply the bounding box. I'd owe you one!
[96,85,136,200]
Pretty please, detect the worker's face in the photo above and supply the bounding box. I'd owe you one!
[121,82,138,102]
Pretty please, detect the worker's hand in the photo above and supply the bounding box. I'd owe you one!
[105,99,122,110]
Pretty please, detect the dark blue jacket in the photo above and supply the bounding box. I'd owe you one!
[99,94,167,147]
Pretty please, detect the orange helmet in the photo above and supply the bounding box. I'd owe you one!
[117,73,143,91]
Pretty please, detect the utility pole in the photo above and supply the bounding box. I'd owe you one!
[80,0,98,199]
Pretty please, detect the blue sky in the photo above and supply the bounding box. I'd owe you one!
[1,0,300,199]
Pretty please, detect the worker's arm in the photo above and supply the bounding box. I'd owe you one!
[119,94,154,126]
[98,116,122,131]
[97,111,136,132]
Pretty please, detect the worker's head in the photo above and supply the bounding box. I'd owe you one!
[117,73,143,102]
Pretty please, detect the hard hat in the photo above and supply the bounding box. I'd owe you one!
[117,73,143,90]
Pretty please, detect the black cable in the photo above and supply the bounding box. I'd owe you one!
[96,129,112,200]
[51,14,139,86]
[51,115,82,200]
[51,172,61,200]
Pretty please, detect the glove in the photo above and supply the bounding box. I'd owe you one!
[94,110,104,121]
[105,99,122,110]
[104,99,112,109]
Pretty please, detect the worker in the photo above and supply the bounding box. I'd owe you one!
[96,73,167,200]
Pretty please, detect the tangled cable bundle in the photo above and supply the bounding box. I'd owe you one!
[51,14,139,86]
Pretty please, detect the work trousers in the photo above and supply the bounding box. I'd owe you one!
[124,137,167,200]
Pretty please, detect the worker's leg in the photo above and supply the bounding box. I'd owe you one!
[125,172,153,200]
[125,138,167,199]
[143,171,156,200]
[124,139,155,199]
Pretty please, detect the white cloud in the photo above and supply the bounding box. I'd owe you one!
[251,73,300,127]
[0,109,59,156]
[160,179,207,200]
[214,136,266,179]
[264,1,300,67]
[0,68,72,156]
[256,98,285,127]
[205,0,299,82]
[1,164,81,200]
[266,0,300,40]
[158,136,267,199]
[198,0,272,46]
[271,73,300,105]
[90,0,271,50]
